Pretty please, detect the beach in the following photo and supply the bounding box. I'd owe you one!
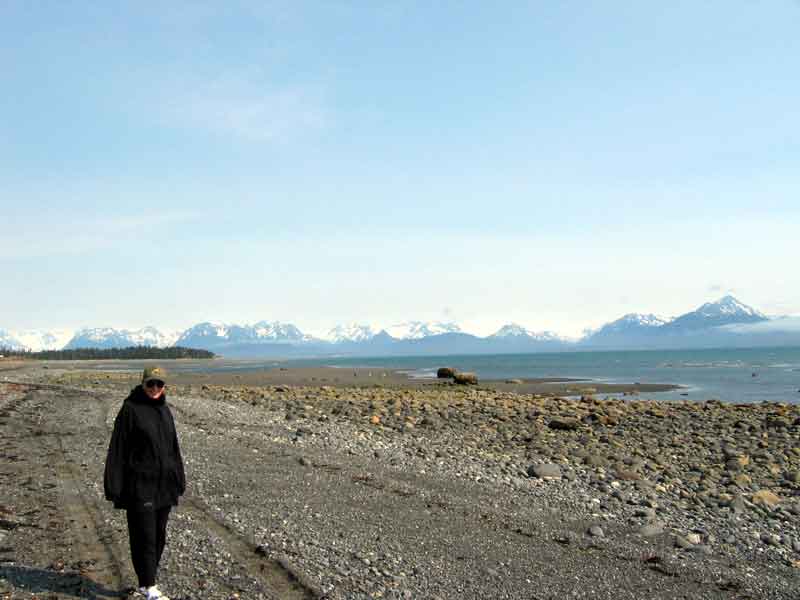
[0,360,798,599]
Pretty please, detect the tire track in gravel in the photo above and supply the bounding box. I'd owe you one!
[53,424,129,597]
[0,384,128,599]
[10,381,321,600]
[180,497,322,600]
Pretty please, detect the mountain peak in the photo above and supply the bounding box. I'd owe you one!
[490,324,563,341]
[616,313,670,327]
[0,329,24,351]
[585,313,669,344]
[698,295,764,318]
[326,323,377,343]
[662,296,767,333]
[385,321,461,340]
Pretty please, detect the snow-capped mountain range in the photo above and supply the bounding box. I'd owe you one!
[488,324,563,341]
[64,327,180,350]
[583,295,771,348]
[1,296,796,356]
[384,321,461,340]
[326,324,377,344]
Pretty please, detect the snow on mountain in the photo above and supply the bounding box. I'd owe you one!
[662,295,767,332]
[176,322,229,340]
[325,323,377,343]
[385,321,461,340]
[695,295,765,318]
[175,320,317,349]
[252,321,317,343]
[0,329,24,351]
[604,313,670,331]
[65,328,135,349]
[489,324,564,341]
[127,326,181,348]
[10,329,74,351]
[65,326,178,349]
[583,313,670,346]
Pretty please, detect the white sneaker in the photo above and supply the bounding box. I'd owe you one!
[145,586,171,600]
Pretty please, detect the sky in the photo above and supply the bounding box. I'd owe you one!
[1,1,799,338]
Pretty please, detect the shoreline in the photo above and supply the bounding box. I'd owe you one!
[4,359,680,398]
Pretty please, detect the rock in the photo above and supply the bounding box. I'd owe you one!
[765,416,791,429]
[453,372,478,385]
[638,523,663,537]
[614,469,641,481]
[725,455,750,471]
[783,471,800,484]
[587,525,605,538]
[686,533,702,545]
[729,495,747,514]
[761,533,781,546]
[548,418,580,431]
[751,490,781,508]
[437,367,456,379]
[584,455,608,468]
[527,463,562,480]
[675,536,695,549]
[505,379,524,384]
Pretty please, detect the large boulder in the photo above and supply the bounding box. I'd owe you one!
[437,367,457,379]
[548,418,581,431]
[453,372,478,385]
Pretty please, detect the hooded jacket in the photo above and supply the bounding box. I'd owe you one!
[104,385,186,511]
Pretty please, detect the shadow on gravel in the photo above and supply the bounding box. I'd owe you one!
[0,565,126,598]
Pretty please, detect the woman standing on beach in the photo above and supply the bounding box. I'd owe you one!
[104,366,185,600]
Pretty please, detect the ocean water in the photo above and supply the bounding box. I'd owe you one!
[93,346,800,404]
[293,346,800,404]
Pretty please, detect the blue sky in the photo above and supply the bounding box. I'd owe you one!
[2,1,799,337]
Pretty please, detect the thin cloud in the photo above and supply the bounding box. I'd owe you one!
[153,71,327,142]
[722,317,800,334]
[0,211,204,259]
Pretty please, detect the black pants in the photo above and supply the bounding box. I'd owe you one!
[126,506,171,588]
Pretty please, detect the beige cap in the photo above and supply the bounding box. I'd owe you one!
[142,366,167,384]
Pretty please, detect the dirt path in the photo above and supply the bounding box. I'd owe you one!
[0,382,318,600]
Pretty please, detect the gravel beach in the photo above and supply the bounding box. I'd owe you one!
[1,360,798,599]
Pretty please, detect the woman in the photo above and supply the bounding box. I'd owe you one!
[104,366,185,600]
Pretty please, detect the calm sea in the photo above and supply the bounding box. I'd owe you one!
[99,346,800,404]
[291,346,800,404]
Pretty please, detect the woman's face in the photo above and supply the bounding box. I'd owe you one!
[143,379,165,400]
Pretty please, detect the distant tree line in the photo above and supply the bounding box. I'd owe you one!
[0,346,215,360]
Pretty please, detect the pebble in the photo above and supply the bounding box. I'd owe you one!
[527,464,562,480]
[638,524,663,537]
[587,525,605,538]
[37,372,800,599]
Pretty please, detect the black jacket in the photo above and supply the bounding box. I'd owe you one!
[104,386,186,511]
